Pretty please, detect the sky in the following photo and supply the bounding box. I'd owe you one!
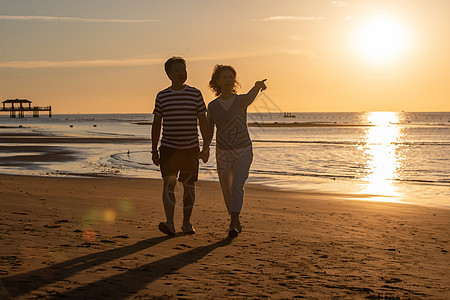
[0,0,449,114]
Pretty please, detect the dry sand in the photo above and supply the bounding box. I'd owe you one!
[0,174,449,299]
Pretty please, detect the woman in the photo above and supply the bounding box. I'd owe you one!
[202,65,266,238]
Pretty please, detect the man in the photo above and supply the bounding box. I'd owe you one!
[151,57,209,236]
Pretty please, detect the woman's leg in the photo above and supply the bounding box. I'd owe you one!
[216,149,234,214]
[230,147,253,214]
[218,165,233,214]
[230,147,253,230]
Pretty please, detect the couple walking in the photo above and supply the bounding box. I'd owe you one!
[151,57,267,239]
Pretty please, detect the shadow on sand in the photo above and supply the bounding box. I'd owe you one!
[0,236,231,299]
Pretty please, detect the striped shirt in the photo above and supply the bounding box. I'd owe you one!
[153,85,207,149]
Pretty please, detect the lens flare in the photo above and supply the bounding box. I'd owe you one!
[103,208,116,222]
[118,199,132,213]
[82,228,97,242]
[81,209,100,227]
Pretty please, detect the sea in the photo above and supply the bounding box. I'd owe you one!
[1,111,449,208]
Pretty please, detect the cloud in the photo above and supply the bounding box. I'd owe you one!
[0,58,162,69]
[260,16,324,22]
[188,51,274,62]
[0,52,276,69]
[280,49,317,58]
[0,15,159,23]
[331,1,350,7]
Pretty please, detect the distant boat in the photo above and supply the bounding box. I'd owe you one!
[283,112,296,118]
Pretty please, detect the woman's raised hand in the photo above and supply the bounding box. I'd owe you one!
[255,79,267,91]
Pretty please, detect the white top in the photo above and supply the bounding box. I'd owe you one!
[218,95,236,112]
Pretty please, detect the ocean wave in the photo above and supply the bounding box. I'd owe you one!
[85,130,137,137]
[251,169,357,180]
[249,169,449,186]
[252,140,450,146]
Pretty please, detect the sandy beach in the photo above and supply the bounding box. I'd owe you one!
[1,0,449,297]
[0,174,448,299]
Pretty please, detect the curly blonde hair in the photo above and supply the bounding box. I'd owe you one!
[208,65,240,96]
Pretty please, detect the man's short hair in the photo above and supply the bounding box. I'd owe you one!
[164,57,186,76]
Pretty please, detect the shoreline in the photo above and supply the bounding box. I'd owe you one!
[2,171,449,210]
[0,174,449,298]
[1,124,449,210]
[132,121,375,127]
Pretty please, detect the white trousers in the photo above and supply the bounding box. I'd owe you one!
[216,145,253,214]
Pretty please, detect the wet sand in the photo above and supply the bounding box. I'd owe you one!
[0,131,148,173]
[0,174,449,299]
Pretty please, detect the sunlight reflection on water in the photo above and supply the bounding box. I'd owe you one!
[362,112,405,201]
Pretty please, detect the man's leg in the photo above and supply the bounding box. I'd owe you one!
[182,180,195,224]
[162,176,177,225]
[178,147,199,234]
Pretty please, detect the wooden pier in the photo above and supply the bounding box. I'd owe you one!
[1,99,52,118]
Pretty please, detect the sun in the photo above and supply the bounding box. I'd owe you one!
[355,14,408,63]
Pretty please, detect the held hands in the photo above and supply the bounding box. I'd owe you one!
[199,147,210,163]
[255,79,267,91]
